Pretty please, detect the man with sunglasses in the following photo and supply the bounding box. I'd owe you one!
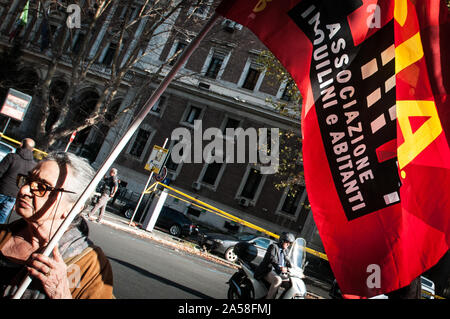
[0,138,36,224]
[0,152,113,298]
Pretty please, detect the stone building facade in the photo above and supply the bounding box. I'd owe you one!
[0,0,324,252]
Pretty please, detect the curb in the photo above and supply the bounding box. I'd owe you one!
[95,216,240,270]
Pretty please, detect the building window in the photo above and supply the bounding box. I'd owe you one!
[169,41,187,66]
[150,96,167,115]
[205,55,223,79]
[242,66,261,90]
[280,81,294,102]
[238,58,265,92]
[301,196,310,214]
[181,104,204,126]
[223,117,240,131]
[235,165,268,206]
[101,42,117,66]
[189,1,212,19]
[127,127,154,160]
[220,116,242,142]
[164,140,185,181]
[129,129,150,157]
[202,48,231,80]
[165,152,179,171]
[197,147,226,190]
[221,19,243,33]
[194,5,208,16]
[240,168,262,199]
[281,188,303,216]
[166,141,182,171]
[276,186,307,221]
[71,32,85,55]
[201,162,223,186]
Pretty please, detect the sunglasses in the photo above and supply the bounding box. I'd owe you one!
[16,174,76,197]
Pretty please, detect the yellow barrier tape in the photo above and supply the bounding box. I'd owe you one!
[0,133,48,159]
[157,183,280,238]
[148,182,328,261]
[145,181,159,194]
[422,289,446,300]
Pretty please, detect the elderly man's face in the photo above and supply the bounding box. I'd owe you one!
[15,160,74,223]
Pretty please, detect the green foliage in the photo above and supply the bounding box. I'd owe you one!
[257,50,305,193]
[256,50,302,118]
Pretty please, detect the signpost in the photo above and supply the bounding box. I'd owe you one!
[64,130,77,152]
[1,88,32,134]
[129,139,169,226]
[145,144,169,174]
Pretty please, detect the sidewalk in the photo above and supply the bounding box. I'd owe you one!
[89,209,327,299]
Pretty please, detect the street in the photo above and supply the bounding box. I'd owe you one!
[85,214,330,299]
[86,220,235,299]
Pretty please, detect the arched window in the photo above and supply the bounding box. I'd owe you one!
[71,90,99,124]
[16,68,39,96]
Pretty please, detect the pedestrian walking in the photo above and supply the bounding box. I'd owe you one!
[88,168,118,223]
[0,138,36,224]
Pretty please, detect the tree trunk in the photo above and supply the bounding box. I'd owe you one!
[34,57,60,150]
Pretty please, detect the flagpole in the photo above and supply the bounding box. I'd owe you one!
[12,12,221,299]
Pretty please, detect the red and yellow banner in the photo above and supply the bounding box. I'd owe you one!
[217,0,449,297]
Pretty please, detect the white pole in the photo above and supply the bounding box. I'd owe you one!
[2,118,11,135]
[64,131,77,152]
[129,138,168,226]
[12,12,220,299]
[143,188,169,232]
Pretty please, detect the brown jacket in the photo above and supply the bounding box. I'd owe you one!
[0,220,114,299]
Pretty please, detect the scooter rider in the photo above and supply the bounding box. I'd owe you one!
[254,232,295,299]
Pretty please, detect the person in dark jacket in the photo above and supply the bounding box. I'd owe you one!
[0,138,36,224]
[254,232,295,299]
[88,168,118,223]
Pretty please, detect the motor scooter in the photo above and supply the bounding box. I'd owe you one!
[227,237,308,299]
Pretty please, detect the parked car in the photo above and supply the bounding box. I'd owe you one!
[153,207,198,238]
[120,198,145,221]
[0,141,15,162]
[198,232,276,263]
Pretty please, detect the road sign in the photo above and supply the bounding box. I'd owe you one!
[65,130,77,152]
[145,145,169,174]
[1,88,32,122]
[154,166,167,182]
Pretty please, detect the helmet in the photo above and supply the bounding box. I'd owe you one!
[279,232,295,244]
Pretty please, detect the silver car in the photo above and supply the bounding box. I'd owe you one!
[198,232,276,263]
[0,141,15,162]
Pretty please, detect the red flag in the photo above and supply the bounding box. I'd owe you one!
[217,0,450,297]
